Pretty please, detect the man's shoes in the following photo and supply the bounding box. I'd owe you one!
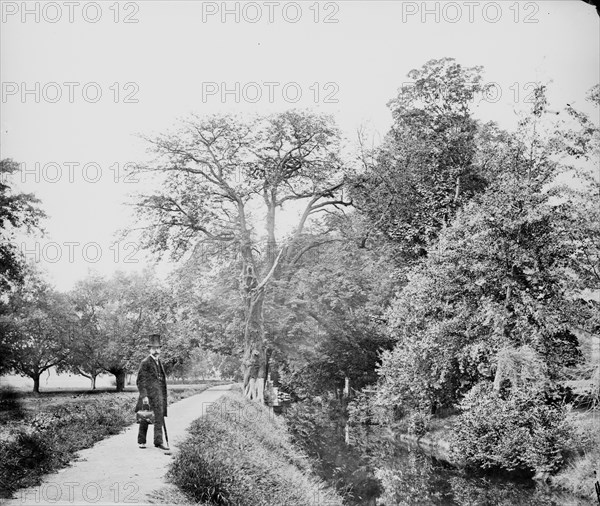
[155,443,171,453]
[138,443,146,449]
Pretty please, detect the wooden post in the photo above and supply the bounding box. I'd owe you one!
[343,376,350,399]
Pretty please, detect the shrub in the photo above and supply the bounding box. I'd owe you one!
[0,389,25,422]
[450,382,572,475]
[168,394,343,506]
[550,413,600,501]
[0,430,53,493]
[0,394,133,498]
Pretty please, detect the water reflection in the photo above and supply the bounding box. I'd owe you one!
[351,425,588,506]
[285,404,589,506]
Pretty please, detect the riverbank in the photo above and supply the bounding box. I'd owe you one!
[392,409,599,504]
[168,392,345,506]
[284,397,597,505]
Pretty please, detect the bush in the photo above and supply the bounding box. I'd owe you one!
[0,389,25,422]
[0,430,53,492]
[450,382,573,475]
[0,394,133,498]
[168,393,343,506]
[550,413,600,501]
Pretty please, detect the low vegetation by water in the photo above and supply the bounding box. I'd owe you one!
[286,397,596,506]
[168,393,344,506]
[347,388,599,502]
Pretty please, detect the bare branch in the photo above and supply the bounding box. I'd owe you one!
[253,247,285,292]
[290,239,345,266]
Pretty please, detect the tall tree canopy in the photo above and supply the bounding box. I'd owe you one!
[132,110,351,400]
[350,58,491,259]
[375,87,594,414]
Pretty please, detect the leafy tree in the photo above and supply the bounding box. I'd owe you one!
[0,265,76,393]
[557,84,600,304]
[554,84,600,405]
[350,58,490,260]
[166,244,244,365]
[0,159,45,294]
[270,214,398,398]
[163,213,395,394]
[68,269,173,391]
[132,111,351,401]
[168,347,239,381]
[376,89,585,414]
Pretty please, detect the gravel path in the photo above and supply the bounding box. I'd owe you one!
[2,384,235,506]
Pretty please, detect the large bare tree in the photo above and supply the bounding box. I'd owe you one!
[132,110,351,400]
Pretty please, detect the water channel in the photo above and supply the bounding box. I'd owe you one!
[285,404,592,506]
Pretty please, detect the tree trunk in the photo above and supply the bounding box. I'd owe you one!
[90,374,97,390]
[242,288,267,402]
[114,370,126,392]
[239,222,283,402]
[343,376,350,398]
[32,374,41,394]
[454,175,461,203]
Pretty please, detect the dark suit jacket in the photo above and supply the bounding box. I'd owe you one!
[135,355,168,416]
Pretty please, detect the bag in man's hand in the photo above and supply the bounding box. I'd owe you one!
[136,403,155,424]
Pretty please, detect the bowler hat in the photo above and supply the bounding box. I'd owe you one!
[147,334,162,348]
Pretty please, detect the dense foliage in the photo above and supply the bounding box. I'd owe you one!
[350,58,490,259]
[451,383,572,475]
[349,61,598,485]
[273,231,397,398]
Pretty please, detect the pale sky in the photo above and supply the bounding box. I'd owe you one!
[1,0,599,291]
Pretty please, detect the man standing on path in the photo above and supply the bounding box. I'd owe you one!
[136,333,170,452]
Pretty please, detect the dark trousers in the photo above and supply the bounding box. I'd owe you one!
[137,396,165,446]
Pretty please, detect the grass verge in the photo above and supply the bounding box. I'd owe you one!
[168,393,345,506]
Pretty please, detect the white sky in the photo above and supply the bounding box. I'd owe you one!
[1,0,599,291]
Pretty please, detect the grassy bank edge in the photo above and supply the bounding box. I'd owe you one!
[166,391,345,506]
